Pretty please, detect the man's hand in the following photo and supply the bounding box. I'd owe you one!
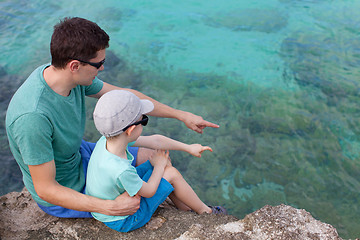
[180,112,219,134]
[109,192,141,216]
[188,144,213,158]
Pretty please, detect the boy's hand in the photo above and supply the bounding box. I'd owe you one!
[188,144,213,158]
[149,150,169,168]
[166,155,172,167]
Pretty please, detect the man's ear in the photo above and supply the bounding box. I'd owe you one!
[125,125,136,136]
[68,60,80,72]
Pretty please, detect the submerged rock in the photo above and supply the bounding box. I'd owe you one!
[0,188,342,239]
[203,8,288,33]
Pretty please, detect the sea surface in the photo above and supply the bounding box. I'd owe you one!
[1,0,360,238]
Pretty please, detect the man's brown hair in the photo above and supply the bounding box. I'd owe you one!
[50,17,110,68]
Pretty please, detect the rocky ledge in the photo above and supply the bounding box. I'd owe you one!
[0,188,342,240]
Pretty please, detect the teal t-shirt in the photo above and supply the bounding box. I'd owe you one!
[5,63,103,206]
[85,136,143,222]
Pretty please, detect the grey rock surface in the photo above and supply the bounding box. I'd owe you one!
[0,188,342,240]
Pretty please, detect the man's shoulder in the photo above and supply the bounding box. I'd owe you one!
[6,64,50,126]
[9,64,49,103]
[22,64,49,87]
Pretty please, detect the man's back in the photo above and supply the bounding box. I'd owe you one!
[5,63,103,206]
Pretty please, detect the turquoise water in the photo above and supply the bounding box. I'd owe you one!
[1,0,360,238]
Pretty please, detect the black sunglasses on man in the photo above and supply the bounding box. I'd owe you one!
[74,58,106,69]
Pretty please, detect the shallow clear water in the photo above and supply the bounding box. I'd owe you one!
[1,0,360,238]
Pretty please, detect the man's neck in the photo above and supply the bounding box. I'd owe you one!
[43,65,76,97]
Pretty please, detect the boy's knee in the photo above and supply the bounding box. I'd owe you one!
[165,165,179,174]
[163,166,182,182]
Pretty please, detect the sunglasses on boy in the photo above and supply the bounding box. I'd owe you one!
[74,58,106,69]
[122,115,149,132]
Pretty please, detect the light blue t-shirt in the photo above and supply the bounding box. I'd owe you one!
[5,63,103,206]
[85,136,143,222]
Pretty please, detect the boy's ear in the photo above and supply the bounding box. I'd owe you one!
[125,125,136,136]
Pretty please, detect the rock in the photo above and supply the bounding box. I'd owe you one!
[0,188,342,240]
[176,205,343,240]
[145,216,167,230]
[203,8,288,33]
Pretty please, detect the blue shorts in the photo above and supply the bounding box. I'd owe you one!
[37,140,139,218]
[103,160,174,232]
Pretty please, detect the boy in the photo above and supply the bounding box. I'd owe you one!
[86,90,227,232]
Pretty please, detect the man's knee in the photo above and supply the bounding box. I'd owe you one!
[136,148,155,166]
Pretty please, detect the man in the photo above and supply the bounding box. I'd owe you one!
[5,17,218,218]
